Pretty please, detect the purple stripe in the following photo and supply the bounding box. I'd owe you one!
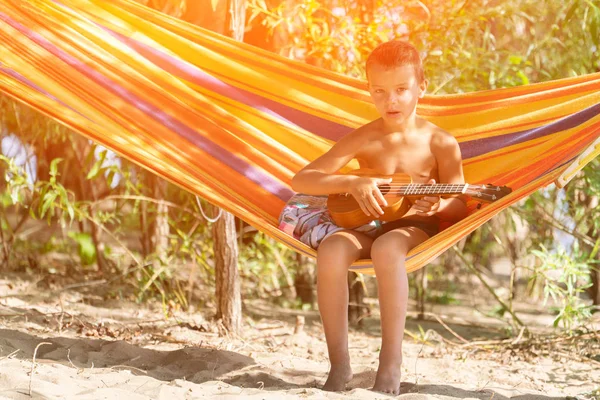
[0,62,59,101]
[103,27,353,141]
[459,102,600,158]
[0,11,294,201]
[5,4,597,197]
[109,23,600,161]
[0,61,85,118]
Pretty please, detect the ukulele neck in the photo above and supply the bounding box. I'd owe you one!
[394,183,468,196]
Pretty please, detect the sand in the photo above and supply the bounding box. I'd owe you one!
[0,275,598,400]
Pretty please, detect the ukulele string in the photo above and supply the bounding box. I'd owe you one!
[376,184,469,194]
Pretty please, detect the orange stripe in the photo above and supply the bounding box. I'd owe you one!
[419,82,600,117]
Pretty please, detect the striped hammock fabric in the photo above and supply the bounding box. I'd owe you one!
[0,0,599,274]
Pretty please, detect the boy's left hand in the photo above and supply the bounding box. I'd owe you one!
[413,179,441,216]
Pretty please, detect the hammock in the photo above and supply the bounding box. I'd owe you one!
[0,0,599,274]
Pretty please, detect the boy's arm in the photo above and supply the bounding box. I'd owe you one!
[291,131,364,195]
[291,127,391,217]
[432,132,468,222]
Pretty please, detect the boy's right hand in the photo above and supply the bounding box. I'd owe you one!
[348,177,392,217]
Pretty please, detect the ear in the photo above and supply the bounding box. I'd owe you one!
[419,79,429,98]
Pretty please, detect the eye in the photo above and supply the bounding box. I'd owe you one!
[397,88,407,93]
[374,89,384,94]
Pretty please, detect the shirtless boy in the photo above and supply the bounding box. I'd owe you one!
[289,40,468,395]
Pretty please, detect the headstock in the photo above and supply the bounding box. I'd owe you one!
[465,184,512,203]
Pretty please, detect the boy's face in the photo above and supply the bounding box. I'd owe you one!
[367,64,427,126]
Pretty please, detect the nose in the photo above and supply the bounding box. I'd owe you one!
[386,92,401,105]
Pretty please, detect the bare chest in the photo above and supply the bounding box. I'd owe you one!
[357,136,438,182]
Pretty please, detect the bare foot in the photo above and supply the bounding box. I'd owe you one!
[372,360,402,395]
[322,364,353,392]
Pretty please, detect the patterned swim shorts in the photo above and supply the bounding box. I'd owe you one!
[278,193,441,249]
[278,194,381,249]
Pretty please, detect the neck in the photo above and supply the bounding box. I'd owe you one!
[394,182,467,196]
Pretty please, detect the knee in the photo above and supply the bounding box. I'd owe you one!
[317,234,362,267]
[370,235,409,267]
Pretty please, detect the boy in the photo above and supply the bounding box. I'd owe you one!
[285,40,467,395]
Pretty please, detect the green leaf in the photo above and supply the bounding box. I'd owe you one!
[106,170,115,188]
[41,192,57,218]
[49,158,63,177]
[66,202,75,221]
[563,2,578,23]
[591,19,599,47]
[509,55,522,65]
[67,231,97,266]
[517,70,530,85]
[86,160,102,180]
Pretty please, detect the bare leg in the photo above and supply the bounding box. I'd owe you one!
[317,230,373,391]
[370,227,429,395]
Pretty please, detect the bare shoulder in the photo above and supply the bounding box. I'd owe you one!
[426,122,465,184]
[428,124,460,155]
[298,119,380,174]
[335,119,381,157]
[340,119,380,145]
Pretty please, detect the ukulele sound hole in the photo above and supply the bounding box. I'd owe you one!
[379,184,391,195]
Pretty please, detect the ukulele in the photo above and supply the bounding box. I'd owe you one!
[327,169,512,229]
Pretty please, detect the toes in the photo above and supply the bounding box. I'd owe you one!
[372,387,401,395]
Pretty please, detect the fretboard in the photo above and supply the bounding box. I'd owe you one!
[392,183,468,196]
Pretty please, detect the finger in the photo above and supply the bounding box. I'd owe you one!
[361,196,379,217]
[373,189,388,207]
[365,201,378,217]
[422,196,440,203]
[414,206,435,215]
[368,196,384,216]
[415,200,433,208]
[417,211,435,216]
[427,178,436,184]
[366,194,384,216]
[413,205,429,213]
[358,200,371,216]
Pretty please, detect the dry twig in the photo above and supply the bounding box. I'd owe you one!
[29,342,52,396]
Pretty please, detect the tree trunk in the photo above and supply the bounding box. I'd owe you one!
[348,271,367,327]
[213,207,241,333]
[139,199,150,257]
[591,267,600,307]
[205,0,246,335]
[73,140,107,271]
[586,225,600,307]
[225,0,246,40]
[139,173,169,262]
[150,176,169,260]
[416,266,428,320]
[294,253,315,307]
[181,0,228,34]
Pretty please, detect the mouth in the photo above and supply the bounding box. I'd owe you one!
[386,111,402,118]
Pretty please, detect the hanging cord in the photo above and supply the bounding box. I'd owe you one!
[195,196,223,223]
